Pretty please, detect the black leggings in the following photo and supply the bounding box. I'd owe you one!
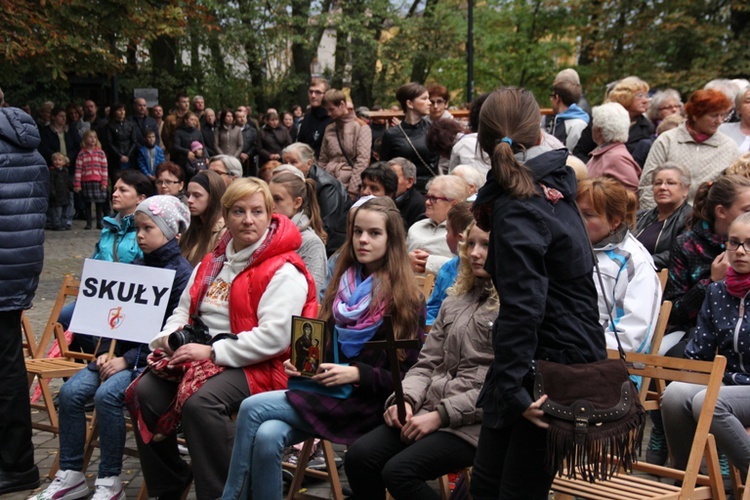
[345,423,476,500]
[470,419,553,500]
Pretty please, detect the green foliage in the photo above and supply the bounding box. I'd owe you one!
[3,0,750,112]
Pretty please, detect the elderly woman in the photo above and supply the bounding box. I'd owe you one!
[586,102,642,191]
[719,86,750,153]
[380,82,440,192]
[639,89,741,210]
[647,89,683,130]
[127,178,318,499]
[574,76,655,167]
[407,174,470,275]
[635,163,691,270]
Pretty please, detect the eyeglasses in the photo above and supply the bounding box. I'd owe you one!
[658,104,681,112]
[634,92,649,99]
[726,239,750,252]
[155,180,181,186]
[211,169,232,177]
[425,195,453,204]
[430,99,445,105]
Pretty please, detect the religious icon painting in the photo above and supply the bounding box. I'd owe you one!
[290,316,327,377]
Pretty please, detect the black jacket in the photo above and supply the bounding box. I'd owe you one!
[473,147,606,428]
[201,124,217,157]
[129,115,160,147]
[173,125,203,168]
[258,125,292,163]
[395,187,426,230]
[105,120,137,165]
[49,167,73,206]
[635,202,692,270]
[297,106,333,156]
[573,114,655,167]
[379,120,439,193]
[38,124,81,168]
[307,164,347,254]
[0,108,48,312]
[92,238,193,370]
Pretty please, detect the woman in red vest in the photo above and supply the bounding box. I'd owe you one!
[126,178,318,500]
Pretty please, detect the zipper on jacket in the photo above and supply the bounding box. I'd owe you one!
[733,292,750,373]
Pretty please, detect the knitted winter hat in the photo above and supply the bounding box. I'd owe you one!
[135,195,190,241]
[190,141,204,152]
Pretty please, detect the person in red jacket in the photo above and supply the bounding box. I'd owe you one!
[127,178,318,499]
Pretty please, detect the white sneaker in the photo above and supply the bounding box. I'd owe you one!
[28,470,89,500]
[90,476,125,500]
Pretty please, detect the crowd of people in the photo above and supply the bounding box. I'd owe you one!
[3,68,750,500]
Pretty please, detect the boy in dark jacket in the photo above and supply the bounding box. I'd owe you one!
[30,195,192,500]
[48,152,74,230]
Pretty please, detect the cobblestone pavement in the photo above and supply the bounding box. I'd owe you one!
[14,220,346,499]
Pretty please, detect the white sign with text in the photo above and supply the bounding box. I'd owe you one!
[69,259,175,343]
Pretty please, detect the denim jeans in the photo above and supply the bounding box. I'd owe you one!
[65,192,74,227]
[662,382,750,478]
[222,390,315,500]
[49,205,67,229]
[58,365,140,477]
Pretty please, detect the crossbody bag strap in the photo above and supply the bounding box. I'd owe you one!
[570,196,626,361]
[398,123,438,178]
[335,127,355,168]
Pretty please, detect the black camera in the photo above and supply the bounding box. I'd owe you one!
[168,315,211,351]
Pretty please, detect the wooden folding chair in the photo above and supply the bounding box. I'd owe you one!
[32,275,81,359]
[26,321,96,436]
[283,437,344,500]
[551,352,728,500]
[22,311,39,358]
[658,268,669,294]
[415,273,436,300]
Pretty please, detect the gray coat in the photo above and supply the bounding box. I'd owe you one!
[387,284,496,447]
[0,108,48,311]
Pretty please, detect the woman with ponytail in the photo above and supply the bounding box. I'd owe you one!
[470,87,606,499]
[269,168,328,293]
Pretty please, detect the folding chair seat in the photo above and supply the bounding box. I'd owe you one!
[550,352,728,500]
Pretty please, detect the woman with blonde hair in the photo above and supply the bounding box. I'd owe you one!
[269,169,328,293]
[128,177,318,499]
[574,76,655,167]
[179,170,227,267]
[346,220,497,499]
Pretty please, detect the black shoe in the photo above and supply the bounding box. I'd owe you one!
[84,224,92,230]
[0,465,40,494]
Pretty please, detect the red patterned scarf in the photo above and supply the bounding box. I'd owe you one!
[725,267,750,299]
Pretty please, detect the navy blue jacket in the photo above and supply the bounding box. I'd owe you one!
[0,108,49,311]
[93,238,193,369]
[473,148,606,428]
[38,123,81,168]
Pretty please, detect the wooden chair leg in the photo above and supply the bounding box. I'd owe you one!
[438,473,450,500]
[81,411,100,473]
[285,438,343,500]
[320,440,343,500]
[48,453,60,480]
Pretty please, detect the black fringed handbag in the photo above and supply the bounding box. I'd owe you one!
[533,218,646,483]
